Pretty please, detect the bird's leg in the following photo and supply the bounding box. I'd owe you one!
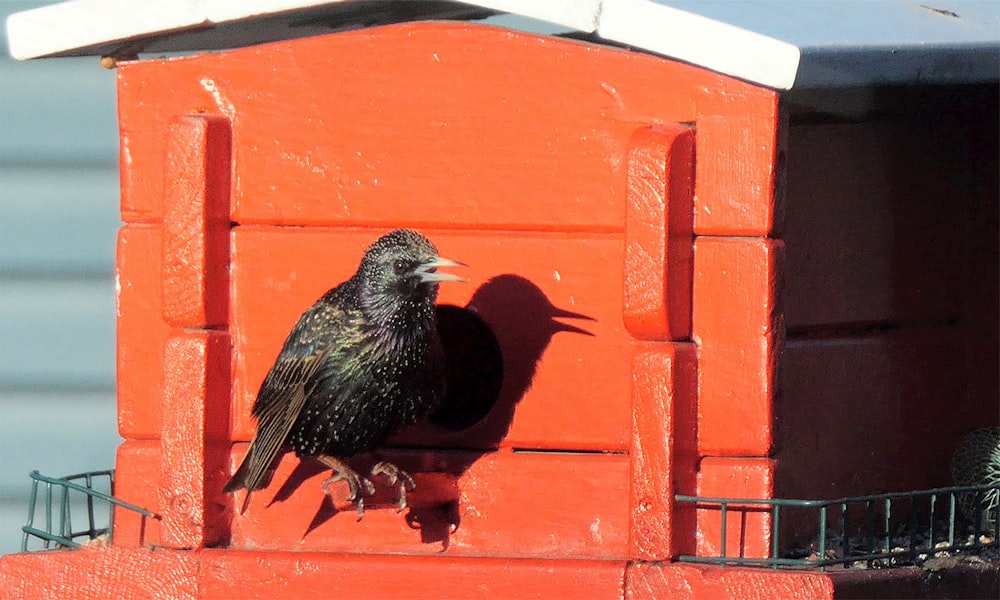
[370,461,416,512]
[317,455,375,518]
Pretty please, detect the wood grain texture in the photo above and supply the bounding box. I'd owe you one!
[115,440,631,558]
[692,237,784,456]
[8,545,993,599]
[159,332,231,549]
[623,124,695,341]
[629,343,697,560]
[161,115,231,328]
[116,22,778,234]
[0,547,198,600]
[113,440,162,547]
[115,441,631,559]
[625,562,833,600]
[0,548,627,600]
[693,103,781,235]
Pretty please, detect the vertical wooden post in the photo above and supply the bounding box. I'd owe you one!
[623,123,695,342]
[159,115,232,548]
[624,124,698,560]
[630,345,698,560]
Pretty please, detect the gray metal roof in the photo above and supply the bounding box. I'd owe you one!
[6,0,1000,89]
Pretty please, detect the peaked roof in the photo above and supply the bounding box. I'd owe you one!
[7,0,999,90]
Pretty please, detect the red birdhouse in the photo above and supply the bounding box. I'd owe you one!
[2,2,997,598]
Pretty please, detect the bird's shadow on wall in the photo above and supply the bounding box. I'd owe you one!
[268,274,594,545]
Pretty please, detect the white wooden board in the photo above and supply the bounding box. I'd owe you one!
[6,0,1000,89]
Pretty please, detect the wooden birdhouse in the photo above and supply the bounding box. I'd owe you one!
[3,1,997,598]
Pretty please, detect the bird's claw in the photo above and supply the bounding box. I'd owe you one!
[322,470,375,519]
[371,461,416,512]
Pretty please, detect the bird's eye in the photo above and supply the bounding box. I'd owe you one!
[393,259,410,276]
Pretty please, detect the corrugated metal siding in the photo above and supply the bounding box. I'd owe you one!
[0,1,121,555]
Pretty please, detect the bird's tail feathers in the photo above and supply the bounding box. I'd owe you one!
[224,384,310,513]
[223,441,279,514]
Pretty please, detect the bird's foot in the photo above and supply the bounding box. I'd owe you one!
[318,456,375,519]
[371,461,416,512]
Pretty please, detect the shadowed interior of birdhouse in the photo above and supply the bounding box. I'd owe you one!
[772,83,1000,551]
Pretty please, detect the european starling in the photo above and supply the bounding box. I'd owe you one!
[224,229,465,516]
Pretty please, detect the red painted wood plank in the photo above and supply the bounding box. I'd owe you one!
[623,125,695,341]
[116,440,630,558]
[8,546,990,600]
[629,343,698,560]
[229,228,631,451]
[625,562,833,600]
[160,115,231,329]
[692,98,781,236]
[118,225,640,448]
[116,22,777,234]
[159,332,231,549]
[695,457,775,560]
[777,328,990,502]
[117,224,169,440]
[0,547,199,600]
[203,551,627,600]
[229,448,631,558]
[113,440,162,548]
[692,237,784,456]
[0,548,627,600]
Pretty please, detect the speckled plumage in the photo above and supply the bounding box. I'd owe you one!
[224,229,463,515]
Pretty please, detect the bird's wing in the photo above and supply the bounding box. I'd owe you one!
[252,339,330,417]
[230,341,334,494]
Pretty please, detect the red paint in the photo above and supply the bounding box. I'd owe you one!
[116,224,168,439]
[160,115,231,329]
[116,24,779,233]
[10,546,995,600]
[159,332,231,549]
[693,237,783,456]
[228,229,632,451]
[696,457,776,560]
[6,15,995,600]
[624,124,695,341]
[626,562,833,600]
[630,344,698,560]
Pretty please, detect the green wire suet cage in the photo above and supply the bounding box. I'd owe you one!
[676,484,999,570]
[20,470,155,552]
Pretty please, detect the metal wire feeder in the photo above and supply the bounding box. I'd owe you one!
[21,470,155,552]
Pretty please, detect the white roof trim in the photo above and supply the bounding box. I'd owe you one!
[598,1,801,90]
[5,0,494,61]
[7,0,1000,90]
[7,0,207,61]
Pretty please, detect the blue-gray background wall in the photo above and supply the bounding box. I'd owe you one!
[0,0,122,556]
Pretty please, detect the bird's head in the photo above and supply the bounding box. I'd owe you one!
[356,229,465,329]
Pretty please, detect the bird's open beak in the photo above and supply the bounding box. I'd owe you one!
[416,257,467,283]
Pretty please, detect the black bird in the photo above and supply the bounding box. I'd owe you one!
[224,229,465,517]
